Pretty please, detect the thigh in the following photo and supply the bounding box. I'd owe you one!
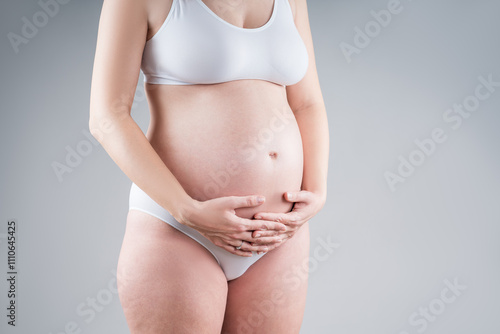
[117,210,228,334]
[222,222,310,334]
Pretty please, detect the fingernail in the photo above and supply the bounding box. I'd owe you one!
[255,215,262,219]
[287,192,293,199]
[257,196,265,203]
[255,233,261,238]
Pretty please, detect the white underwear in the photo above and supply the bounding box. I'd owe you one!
[128,182,266,280]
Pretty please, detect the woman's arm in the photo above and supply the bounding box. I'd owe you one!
[252,0,329,243]
[89,0,286,256]
[288,0,329,201]
[89,0,193,222]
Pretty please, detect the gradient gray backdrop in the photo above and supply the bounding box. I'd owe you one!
[1,0,499,333]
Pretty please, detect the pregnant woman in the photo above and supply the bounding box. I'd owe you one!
[89,0,329,332]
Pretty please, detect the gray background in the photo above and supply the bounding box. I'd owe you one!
[1,0,499,333]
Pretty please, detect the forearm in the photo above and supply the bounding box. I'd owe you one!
[89,112,194,224]
[294,104,329,202]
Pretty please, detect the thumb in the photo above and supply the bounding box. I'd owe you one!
[284,191,300,202]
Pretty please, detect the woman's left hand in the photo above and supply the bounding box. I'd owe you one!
[251,190,326,251]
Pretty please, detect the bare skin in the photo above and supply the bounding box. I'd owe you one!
[89,0,329,332]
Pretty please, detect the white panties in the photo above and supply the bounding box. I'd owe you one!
[128,182,266,280]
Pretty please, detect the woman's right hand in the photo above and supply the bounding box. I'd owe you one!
[182,195,286,257]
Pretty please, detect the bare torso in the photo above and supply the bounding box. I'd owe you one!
[145,80,303,219]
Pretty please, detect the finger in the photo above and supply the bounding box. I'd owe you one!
[255,238,286,254]
[240,217,287,232]
[253,232,296,254]
[252,230,280,238]
[229,230,280,241]
[229,195,266,209]
[219,243,254,257]
[252,212,301,224]
[224,235,278,251]
[227,233,282,246]
[284,191,312,203]
[239,241,271,253]
[280,232,296,244]
[250,236,282,246]
[223,238,271,253]
[212,238,253,257]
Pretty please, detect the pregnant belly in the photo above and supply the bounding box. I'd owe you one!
[149,103,304,219]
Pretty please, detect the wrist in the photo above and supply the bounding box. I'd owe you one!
[303,187,327,208]
[174,196,201,228]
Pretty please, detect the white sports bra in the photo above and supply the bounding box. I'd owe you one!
[140,0,309,86]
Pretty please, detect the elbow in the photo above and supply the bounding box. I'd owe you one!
[88,109,127,143]
[88,110,107,143]
[88,93,133,141]
[88,116,103,143]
